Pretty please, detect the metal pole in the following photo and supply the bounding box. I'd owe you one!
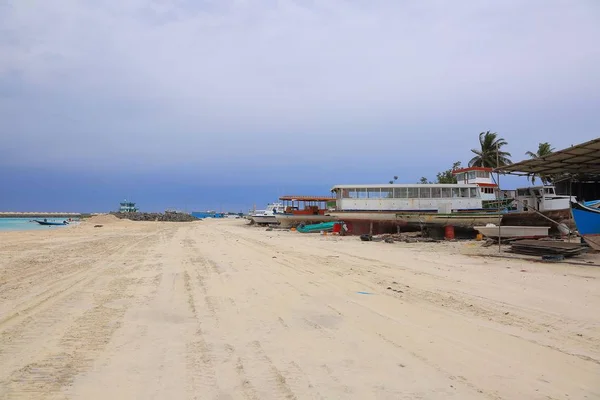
[497,143,502,253]
[569,176,573,243]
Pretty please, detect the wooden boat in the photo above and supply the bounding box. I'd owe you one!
[326,210,502,232]
[571,201,600,251]
[474,225,550,239]
[500,186,575,232]
[34,219,68,226]
[454,168,575,231]
[328,183,503,234]
[274,196,337,228]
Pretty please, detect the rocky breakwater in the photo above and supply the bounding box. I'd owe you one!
[112,211,198,222]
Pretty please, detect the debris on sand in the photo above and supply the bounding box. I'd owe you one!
[361,232,439,243]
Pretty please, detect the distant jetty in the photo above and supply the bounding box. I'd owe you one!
[111,212,198,222]
[0,212,82,218]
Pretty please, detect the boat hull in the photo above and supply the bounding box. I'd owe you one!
[501,208,574,232]
[251,215,279,225]
[296,222,339,233]
[34,220,67,226]
[275,213,337,228]
[327,211,502,235]
[571,202,600,251]
[474,225,550,239]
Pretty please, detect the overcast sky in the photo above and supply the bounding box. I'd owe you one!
[1,0,599,211]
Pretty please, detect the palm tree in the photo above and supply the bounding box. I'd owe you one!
[525,142,554,159]
[525,142,555,184]
[468,131,512,167]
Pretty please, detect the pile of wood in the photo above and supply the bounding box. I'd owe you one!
[510,240,588,258]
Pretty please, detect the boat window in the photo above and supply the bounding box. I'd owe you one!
[544,188,554,194]
[407,187,419,198]
[460,188,470,198]
[470,188,478,198]
[357,188,368,199]
[394,187,408,198]
[468,172,476,180]
[381,188,393,198]
[517,189,529,196]
[346,189,357,198]
[455,173,465,182]
[367,188,381,198]
[442,188,452,198]
[419,187,431,198]
[476,171,489,178]
[431,188,441,198]
[452,188,460,198]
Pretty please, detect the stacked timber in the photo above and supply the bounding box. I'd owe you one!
[510,240,588,258]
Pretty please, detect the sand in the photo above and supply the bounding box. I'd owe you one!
[0,218,598,399]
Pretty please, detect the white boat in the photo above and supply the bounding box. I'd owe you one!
[250,203,285,225]
[474,225,550,239]
[454,167,576,228]
[328,183,502,234]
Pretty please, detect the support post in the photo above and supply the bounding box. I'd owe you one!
[497,143,502,253]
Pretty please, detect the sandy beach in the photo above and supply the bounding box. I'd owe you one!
[0,216,598,399]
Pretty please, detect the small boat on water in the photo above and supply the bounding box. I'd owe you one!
[474,225,550,239]
[34,219,69,226]
[571,201,600,251]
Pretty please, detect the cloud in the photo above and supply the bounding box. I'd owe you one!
[1,0,599,175]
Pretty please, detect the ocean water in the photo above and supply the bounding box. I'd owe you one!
[0,218,73,232]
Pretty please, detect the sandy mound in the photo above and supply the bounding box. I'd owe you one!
[84,214,124,225]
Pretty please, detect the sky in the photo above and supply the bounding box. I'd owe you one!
[1,0,599,212]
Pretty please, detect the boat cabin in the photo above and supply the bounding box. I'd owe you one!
[279,196,336,215]
[513,186,574,212]
[452,167,498,201]
[119,200,138,213]
[252,203,285,216]
[331,184,483,213]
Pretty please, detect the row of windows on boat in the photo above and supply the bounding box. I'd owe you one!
[338,187,483,199]
[454,171,491,181]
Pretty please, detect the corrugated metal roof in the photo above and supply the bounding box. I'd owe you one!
[496,138,600,176]
[330,184,479,189]
[279,196,335,201]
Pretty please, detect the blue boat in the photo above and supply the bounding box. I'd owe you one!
[571,201,600,251]
[34,219,68,226]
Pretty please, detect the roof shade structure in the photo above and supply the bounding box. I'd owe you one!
[495,138,600,178]
[279,196,334,202]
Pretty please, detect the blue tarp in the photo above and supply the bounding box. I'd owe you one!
[191,212,225,219]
